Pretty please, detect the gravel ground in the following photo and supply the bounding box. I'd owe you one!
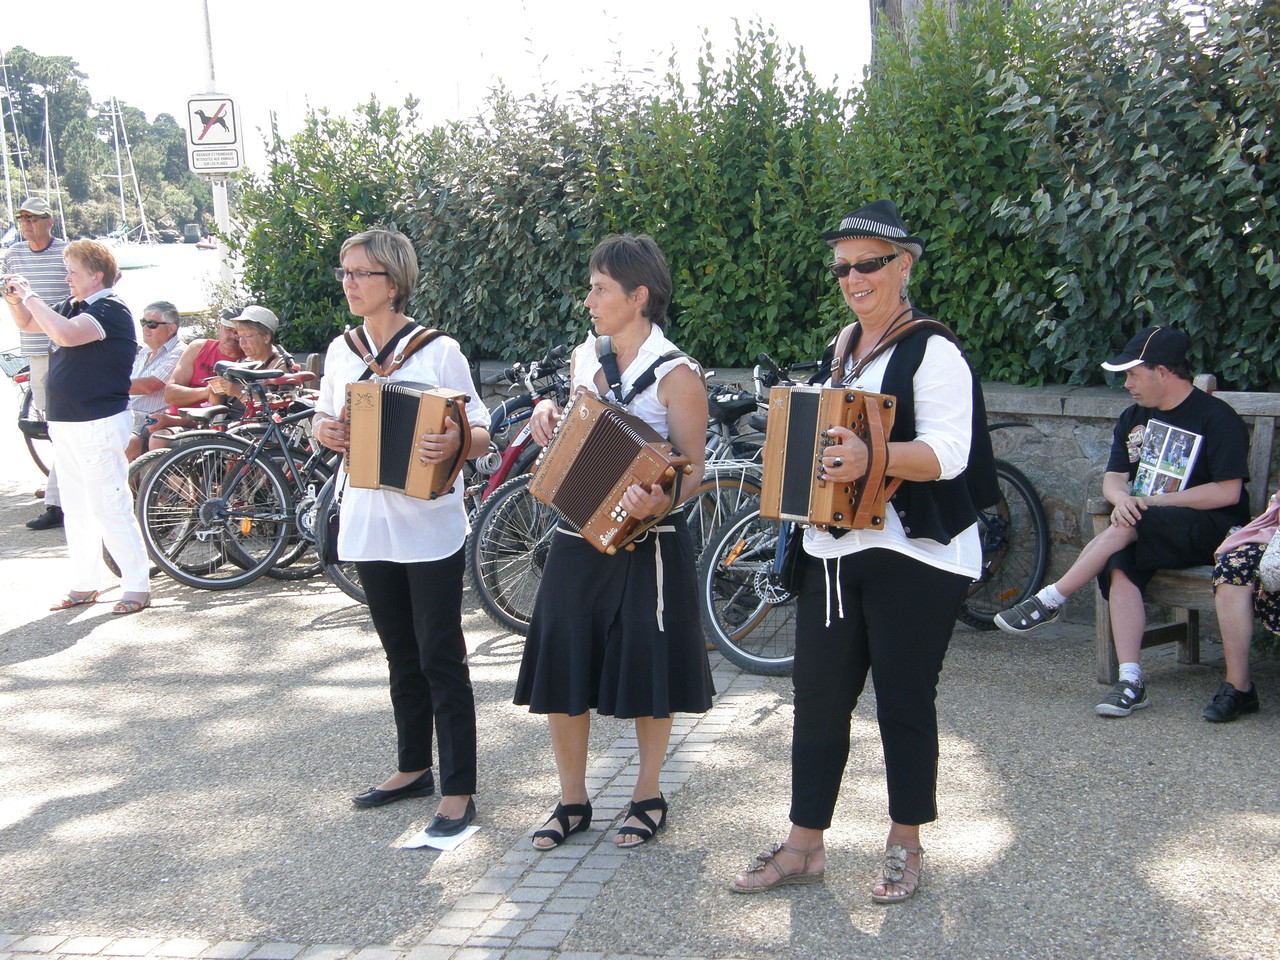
[2,404,1278,960]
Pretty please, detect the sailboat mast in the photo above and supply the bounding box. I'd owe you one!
[114,96,150,243]
[0,55,29,198]
[0,98,13,227]
[109,98,127,232]
[43,95,67,238]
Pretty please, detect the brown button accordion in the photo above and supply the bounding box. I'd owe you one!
[759,385,898,530]
[344,380,471,500]
[529,391,693,554]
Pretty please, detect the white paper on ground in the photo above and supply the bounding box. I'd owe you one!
[402,824,480,850]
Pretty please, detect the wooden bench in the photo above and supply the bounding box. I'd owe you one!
[1087,380,1280,683]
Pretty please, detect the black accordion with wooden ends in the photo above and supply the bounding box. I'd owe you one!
[759,385,897,530]
[529,392,693,554]
[344,380,471,500]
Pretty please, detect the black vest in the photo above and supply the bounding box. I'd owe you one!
[875,326,1000,544]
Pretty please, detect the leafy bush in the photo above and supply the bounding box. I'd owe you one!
[989,0,1280,387]
[226,98,432,352]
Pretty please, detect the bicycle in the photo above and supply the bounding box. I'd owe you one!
[134,363,329,589]
[466,373,768,635]
[2,347,53,476]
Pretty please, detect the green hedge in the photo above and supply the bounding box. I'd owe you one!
[229,0,1280,389]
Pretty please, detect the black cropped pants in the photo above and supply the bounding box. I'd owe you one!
[789,548,969,830]
[357,550,477,796]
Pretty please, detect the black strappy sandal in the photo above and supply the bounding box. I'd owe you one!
[614,795,667,848]
[531,800,593,850]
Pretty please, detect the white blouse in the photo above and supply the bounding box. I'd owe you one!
[804,334,982,579]
[316,328,489,563]
[571,326,700,436]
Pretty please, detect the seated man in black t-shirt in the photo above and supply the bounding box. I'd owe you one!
[994,326,1249,717]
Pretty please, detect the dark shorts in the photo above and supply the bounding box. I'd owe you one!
[1099,504,1237,598]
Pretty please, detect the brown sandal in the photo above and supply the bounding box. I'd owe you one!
[871,844,923,903]
[729,843,824,893]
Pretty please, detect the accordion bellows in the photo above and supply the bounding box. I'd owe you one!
[529,392,692,554]
[344,380,471,500]
[759,385,897,530]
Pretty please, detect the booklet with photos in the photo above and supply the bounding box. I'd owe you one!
[1132,418,1202,497]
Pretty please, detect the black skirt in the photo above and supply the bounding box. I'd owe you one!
[513,514,715,719]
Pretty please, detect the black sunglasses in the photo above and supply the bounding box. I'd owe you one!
[139,320,173,329]
[829,253,900,279]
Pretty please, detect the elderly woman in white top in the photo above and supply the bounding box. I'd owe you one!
[728,200,998,903]
[313,228,489,837]
[514,234,714,851]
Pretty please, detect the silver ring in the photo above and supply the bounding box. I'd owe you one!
[832,457,843,468]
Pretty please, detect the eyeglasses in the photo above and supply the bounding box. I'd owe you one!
[334,268,388,282]
[139,320,174,329]
[16,214,51,222]
[829,254,899,279]
[236,331,266,340]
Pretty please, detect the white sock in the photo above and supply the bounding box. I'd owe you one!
[1118,662,1142,685]
[1036,584,1067,608]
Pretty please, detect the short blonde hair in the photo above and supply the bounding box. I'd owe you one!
[340,229,419,314]
[64,239,119,289]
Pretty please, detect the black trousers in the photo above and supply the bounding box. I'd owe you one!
[356,550,477,795]
[790,548,969,830]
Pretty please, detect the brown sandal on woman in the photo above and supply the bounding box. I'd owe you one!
[871,844,923,904]
[729,843,825,893]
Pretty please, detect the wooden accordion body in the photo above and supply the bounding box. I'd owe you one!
[529,392,692,554]
[759,385,897,530]
[344,380,471,500]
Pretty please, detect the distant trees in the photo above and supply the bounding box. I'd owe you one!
[1,45,212,236]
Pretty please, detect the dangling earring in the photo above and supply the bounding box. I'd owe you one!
[899,274,910,302]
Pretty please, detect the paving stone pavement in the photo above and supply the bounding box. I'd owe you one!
[3,402,1279,960]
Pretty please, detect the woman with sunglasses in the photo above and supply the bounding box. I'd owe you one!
[312,228,489,838]
[729,200,997,903]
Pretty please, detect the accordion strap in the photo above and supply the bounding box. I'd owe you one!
[611,467,688,553]
[849,396,900,528]
[832,314,958,386]
[345,323,446,379]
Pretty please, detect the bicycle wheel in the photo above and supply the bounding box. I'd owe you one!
[681,470,762,558]
[104,448,175,578]
[19,387,53,476]
[697,504,797,675]
[314,474,365,603]
[262,451,335,580]
[957,460,1050,630]
[467,473,557,634]
[138,438,292,589]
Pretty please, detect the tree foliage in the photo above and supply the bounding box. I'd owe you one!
[1,46,212,236]
[224,98,433,351]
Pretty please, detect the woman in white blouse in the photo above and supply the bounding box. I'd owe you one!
[729,200,997,903]
[313,229,489,837]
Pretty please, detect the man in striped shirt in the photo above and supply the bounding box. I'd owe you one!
[3,197,68,529]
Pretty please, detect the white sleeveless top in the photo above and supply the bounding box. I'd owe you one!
[571,327,700,436]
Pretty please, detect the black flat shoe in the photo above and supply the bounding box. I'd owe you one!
[351,769,435,807]
[425,797,476,837]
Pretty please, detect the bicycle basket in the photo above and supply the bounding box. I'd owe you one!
[0,351,30,379]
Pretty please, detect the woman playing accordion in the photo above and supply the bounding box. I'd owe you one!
[514,234,715,851]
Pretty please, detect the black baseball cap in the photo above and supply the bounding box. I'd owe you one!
[1100,326,1190,372]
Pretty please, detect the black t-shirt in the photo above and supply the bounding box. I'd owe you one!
[1106,387,1251,524]
[46,294,136,422]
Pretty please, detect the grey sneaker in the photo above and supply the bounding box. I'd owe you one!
[1096,680,1149,717]
[994,596,1060,635]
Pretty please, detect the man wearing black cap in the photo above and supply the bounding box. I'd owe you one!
[995,326,1250,717]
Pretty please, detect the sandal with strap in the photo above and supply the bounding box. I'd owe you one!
[729,842,825,893]
[614,795,668,848]
[50,590,99,611]
[531,800,592,850]
[871,844,924,904]
[112,598,150,616]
